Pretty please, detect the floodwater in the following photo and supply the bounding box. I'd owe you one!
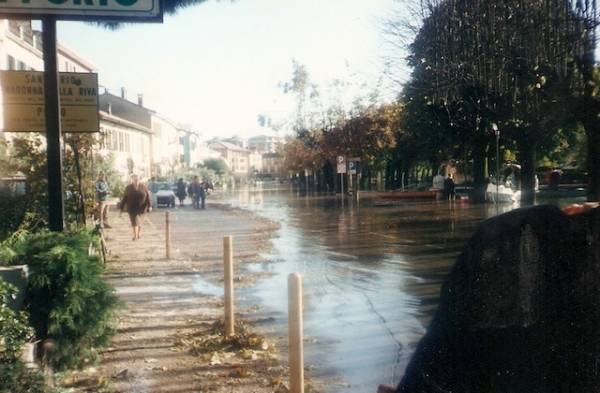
[225,186,524,392]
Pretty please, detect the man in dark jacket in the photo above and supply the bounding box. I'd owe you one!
[189,176,205,209]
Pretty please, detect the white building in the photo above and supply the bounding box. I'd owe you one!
[0,20,95,73]
[248,134,283,154]
[99,110,152,181]
[208,140,251,180]
[150,114,181,177]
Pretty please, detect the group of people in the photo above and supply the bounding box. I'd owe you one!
[432,172,456,201]
[94,173,216,242]
[175,177,213,209]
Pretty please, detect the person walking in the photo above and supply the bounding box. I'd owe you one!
[443,173,456,201]
[119,174,152,240]
[189,176,205,210]
[175,178,187,206]
[95,172,111,228]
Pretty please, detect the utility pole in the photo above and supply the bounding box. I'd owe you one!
[42,16,64,231]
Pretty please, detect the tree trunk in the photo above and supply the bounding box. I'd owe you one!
[586,130,600,201]
[581,27,600,202]
[519,136,537,206]
[472,139,489,203]
[71,138,86,226]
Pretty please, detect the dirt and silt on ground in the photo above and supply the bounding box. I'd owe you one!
[58,200,326,393]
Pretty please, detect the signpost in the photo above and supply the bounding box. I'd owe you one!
[1,71,99,132]
[348,161,357,175]
[0,0,162,231]
[337,155,346,196]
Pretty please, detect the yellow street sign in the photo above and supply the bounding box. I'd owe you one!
[0,71,99,132]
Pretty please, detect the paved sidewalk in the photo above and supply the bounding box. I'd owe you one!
[61,203,282,393]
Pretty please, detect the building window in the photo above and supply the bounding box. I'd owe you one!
[17,61,26,71]
[7,55,15,70]
[118,132,124,152]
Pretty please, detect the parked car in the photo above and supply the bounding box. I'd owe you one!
[151,182,176,208]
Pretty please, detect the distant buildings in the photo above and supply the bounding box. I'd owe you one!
[248,134,282,154]
[261,152,284,178]
[208,140,251,180]
[0,20,288,182]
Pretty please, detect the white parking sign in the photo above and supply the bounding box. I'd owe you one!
[337,156,346,174]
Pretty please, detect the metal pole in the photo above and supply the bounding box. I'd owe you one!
[165,211,171,259]
[42,16,64,231]
[288,273,304,393]
[223,236,234,336]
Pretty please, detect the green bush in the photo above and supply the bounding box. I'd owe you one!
[0,360,48,393]
[0,279,33,362]
[3,230,120,370]
[0,279,49,393]
[0,192,29,242]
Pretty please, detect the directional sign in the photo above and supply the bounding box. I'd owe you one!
[337,155,346,174]
[0,0,161,21]
[1,71,99,132]
[348,161,357,175]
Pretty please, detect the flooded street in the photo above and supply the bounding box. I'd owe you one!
[226,186,519,392]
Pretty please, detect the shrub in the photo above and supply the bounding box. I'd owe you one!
[0,192,29,242]
[3,230,120,370]
[0,279,33,362]
[0,279,48,393]
[0,358,48,393]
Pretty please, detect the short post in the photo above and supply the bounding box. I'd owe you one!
[223,236,234,336]
[288,273,304,393]
[165,211,171,259]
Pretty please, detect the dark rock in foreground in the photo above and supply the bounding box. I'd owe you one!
[396,205,600,393]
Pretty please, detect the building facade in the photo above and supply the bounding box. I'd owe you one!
[248,134,282,154]
[0,20,95,73]
[208,140,251,180]
[261,152,283,178]
[99,110,152,181]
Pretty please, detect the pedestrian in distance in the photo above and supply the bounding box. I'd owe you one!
[443,173,456,201]
[95,172,111,228]
[119,174,152,241]
[176,178,187,206]
[189,176,205,210]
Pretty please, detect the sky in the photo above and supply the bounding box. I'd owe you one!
[57,0,406,139]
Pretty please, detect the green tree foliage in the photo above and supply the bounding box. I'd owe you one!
[321,104,399,171]
[2,230,120,370]
[0,133,111,232]
[399,0,594,203]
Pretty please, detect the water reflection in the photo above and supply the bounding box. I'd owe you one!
[229,186,517,392]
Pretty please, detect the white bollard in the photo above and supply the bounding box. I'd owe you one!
[223,235,234,336]
[288,273,304,393]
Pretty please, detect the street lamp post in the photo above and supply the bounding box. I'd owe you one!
[493,123,500,210]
